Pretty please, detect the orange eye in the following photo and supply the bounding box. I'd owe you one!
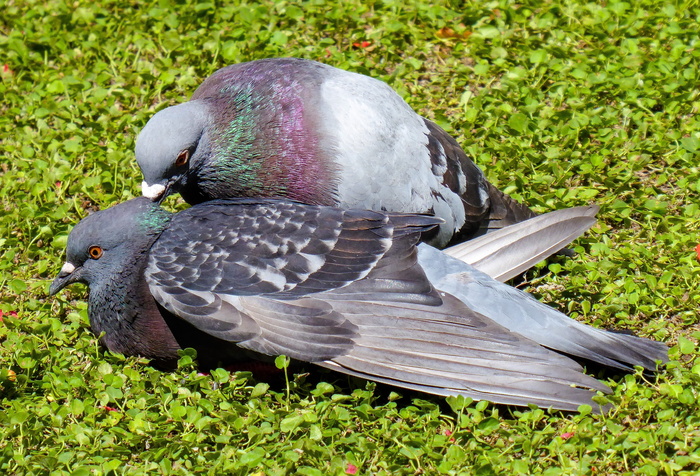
[88,246,103,259]
[175,149,190,167]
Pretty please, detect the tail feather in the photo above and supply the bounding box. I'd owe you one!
[444,206,599,282]
[418,245,669,372]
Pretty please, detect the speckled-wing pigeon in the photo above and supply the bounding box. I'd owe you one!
[135,57,540,248]
[50,198,667,412]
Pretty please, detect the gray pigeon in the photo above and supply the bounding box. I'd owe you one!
[135,57,538,248]
[50,198,667,412]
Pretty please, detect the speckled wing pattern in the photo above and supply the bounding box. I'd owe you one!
[145,199,442,361]
[143,199,614,410]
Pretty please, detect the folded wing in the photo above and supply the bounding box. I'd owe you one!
[419,244,668,371]
[144,200,618,411]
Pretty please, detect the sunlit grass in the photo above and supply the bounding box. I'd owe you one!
[1,0,699,473]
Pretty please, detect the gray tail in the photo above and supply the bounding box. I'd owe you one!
[444,205,599,282]
[418,245,669,373]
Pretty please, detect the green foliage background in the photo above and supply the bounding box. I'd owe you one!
[1,0,699,474]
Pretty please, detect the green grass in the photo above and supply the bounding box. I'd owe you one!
[2,0,700,474]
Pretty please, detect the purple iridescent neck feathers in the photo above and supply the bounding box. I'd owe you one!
[136,58,535,247]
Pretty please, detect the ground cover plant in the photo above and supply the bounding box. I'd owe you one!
[1,0,699,474]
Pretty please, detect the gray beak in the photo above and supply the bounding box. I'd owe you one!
[49,262,80,296]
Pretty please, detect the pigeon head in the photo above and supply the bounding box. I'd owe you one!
[50,197,172,295]
[136,102,212,202]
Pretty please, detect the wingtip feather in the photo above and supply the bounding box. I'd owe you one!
[444,206,599,281]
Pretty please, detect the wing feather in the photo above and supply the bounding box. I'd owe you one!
[145,200,617,411]
[444,206,599,282]
[419,244,669,370]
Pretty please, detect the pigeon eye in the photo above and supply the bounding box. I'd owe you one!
[175,149,190,167]
[88,246,103,259]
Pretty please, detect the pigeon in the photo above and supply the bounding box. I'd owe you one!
[135,57,539,248]
[50,197,667,412]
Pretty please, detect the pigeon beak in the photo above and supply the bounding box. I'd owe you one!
[141,181,167,202]
[49,262,80,296]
